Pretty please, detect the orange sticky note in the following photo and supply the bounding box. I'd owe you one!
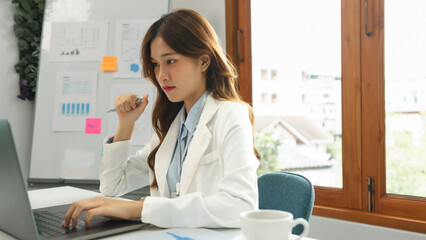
[85,118,101,134]
[101,56,117,71]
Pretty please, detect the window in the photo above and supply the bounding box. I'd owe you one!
[271,69,277,80]
[384,0,426,198]
[251,0,342,188]
[271,93,277,104]
[226,0,426,233]
[261,69,268,80]
[261,93,269,104]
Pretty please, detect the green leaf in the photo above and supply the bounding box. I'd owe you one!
[26,72,37,79]
[29,9,39,20]
[18,57,29,66]
[13,23,20,33]
[24,33,36,42]
[32,50,40,58]
[25,37,35,43]
[28,80,37,87]
[21,27,34,38]
[14,64,23,74]
[26,64,37,73]
[18,39,30,51]
[38,3,45,13]
[23,54,32,60]
[20,0,32,13]
[27,73,37,79]
[14,27,25,38]
[17,8,32,21]
[23,55,35,64]
[25,20,41,33]
[13,14,25,25]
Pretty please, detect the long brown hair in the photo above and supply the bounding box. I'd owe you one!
[141,9,260,189]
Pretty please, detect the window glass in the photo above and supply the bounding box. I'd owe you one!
[252,0,342,188]
[385,0,426,197]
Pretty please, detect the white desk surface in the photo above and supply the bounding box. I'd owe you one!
[0,186,316,240]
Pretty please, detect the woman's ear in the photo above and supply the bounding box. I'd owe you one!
[199,55,211,72]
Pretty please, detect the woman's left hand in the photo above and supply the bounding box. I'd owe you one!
[62,196,143,228]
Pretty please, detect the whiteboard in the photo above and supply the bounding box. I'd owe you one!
[30,0,169,181]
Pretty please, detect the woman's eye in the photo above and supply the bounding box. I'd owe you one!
[167,60,176,64]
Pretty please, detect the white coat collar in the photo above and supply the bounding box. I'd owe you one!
[154,93,222,196]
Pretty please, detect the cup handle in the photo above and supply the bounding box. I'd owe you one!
[291,218,309,240]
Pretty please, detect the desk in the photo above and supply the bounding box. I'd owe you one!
[0,187,316,239]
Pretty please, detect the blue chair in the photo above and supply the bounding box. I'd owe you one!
[258,172,315,235]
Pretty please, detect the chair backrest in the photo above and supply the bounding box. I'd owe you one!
[258,171,315,235]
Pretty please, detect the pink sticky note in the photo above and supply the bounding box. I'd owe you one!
[85,118,101,134]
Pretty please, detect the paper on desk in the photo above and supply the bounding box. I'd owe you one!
[28,186,101,209]
[128,228,234,240]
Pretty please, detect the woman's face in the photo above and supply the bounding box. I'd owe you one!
[150,36,209,112]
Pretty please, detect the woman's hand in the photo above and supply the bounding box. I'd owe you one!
[113,93,149,142]
[62,196,143,228]
[114,93,149,124]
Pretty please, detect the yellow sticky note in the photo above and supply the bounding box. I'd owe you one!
[101,56,117,71]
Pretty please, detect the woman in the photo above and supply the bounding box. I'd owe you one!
[62,9,260,229]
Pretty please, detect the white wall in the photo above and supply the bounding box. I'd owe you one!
[0,1,423,239]
[170,0,226,51]
[0,1,34,180]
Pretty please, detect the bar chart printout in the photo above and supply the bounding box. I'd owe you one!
[61,103,91,116]
[52,72,98,132]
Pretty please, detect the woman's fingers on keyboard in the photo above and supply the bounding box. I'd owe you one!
[63,196,103,227]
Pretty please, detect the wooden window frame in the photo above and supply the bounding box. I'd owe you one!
[226,0,426,233]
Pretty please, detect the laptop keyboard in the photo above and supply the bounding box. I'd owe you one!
[34,210,86,238]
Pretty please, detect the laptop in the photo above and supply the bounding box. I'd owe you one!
[0,120,147,240]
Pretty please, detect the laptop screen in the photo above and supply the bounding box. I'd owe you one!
[0,120,39,240]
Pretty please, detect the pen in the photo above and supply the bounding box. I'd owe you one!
[107,97,144,113]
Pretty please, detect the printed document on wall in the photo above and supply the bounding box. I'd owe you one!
[52,72,98,132]
[49,21,108,62]
[113,20,155,78]
[109,83,155,145]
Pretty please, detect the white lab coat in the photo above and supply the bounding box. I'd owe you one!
[99,94,259,228]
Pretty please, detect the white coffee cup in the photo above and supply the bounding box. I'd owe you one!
[240,210,309,240]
